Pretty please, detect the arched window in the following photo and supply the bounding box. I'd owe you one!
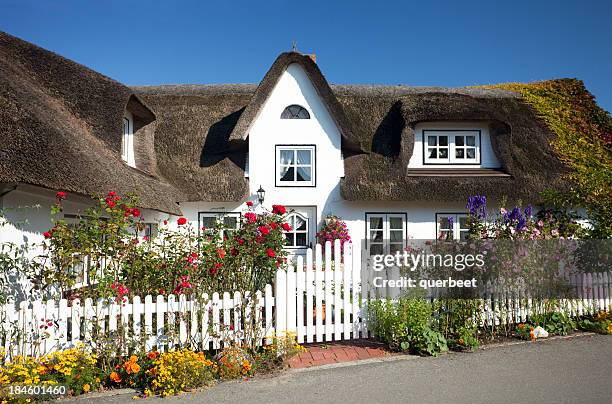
[281,104,310,119]
[285,212,309,247]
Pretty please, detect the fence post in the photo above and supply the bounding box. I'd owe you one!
[144,295,154,352]
[264,284,274,344]
[306,248,314,343]
[333,240,342,340]
[343,243,352,340]
[315,243,324,342]
[296,255,305,343]
[156,295,166,352]
[286,264,296,335]
[275,269,287,338]
[324,241,333,341]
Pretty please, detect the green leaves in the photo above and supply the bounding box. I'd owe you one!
[487,80,612,238]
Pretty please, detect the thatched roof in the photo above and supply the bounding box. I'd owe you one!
[333,84,573,203]
[0,31,183,214]
[227,52,363,152]
[135,81,575,204]
[133,84,255,202]
[2,32,597,206]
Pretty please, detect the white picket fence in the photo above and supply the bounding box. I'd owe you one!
[1,240,610,358]
[1,241,366,358]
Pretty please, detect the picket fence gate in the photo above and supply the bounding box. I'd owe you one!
[1,240,610,358]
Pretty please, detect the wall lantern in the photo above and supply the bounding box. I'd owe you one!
[257,186,265,204]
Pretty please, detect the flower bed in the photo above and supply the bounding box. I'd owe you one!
[0,334,304,400]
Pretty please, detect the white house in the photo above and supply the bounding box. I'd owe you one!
[0,31,577,280]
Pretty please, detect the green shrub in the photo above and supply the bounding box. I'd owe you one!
[531,312,575,336]
[367,296,448,356]
[435,299,481,351]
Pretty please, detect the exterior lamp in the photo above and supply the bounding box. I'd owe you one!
[257,186,265,204]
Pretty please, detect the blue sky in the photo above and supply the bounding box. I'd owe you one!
[2,0,611,112]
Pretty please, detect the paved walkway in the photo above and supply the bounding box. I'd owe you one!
[288,340,391,368]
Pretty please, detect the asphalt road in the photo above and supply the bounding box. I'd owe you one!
[77,334,611,404]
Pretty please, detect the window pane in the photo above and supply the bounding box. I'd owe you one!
[390,243,403,255]
[223,217,238,229]
[459,216,468,228]
[427,136,437,146]
[466,148,476,159]
[370,244,383,256]
[200,216,216,229]
[389,217,403,229]
[455,136,464,146]
[456,149,464,159]
[438,148,448,159]
[280,150,295,164]
[295,233,307,246]
[459,231,469,241]
[370,230,383,242]
[294,215,307,230]
[428,148,437,159]
[390,230,403,242]
[369,217,383,230]
[439,136,448,146]
[296,150,311,165]
[280,167,294,181]
[296,166,311,181]
[466,136,476,146]
[439,230,452,240]
[438,217,450,229]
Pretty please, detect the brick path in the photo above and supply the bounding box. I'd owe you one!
[288,340,392,369]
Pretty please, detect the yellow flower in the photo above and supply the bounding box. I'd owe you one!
[83,383,91,393]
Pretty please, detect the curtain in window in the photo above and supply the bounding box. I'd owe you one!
[293,214,306,231]
[279,150,293,180]
[296,150,311,181]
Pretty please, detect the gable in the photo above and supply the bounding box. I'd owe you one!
[249,63,343,147]
[228,52,361,152]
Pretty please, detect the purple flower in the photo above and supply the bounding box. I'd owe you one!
[466,195,487,219]
[508,207,522,221]
[447,216,454,230]
[524,205,533,217]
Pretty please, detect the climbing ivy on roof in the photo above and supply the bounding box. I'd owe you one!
[486,79,612,238]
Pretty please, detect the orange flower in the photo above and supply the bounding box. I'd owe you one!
[124,360,141,374]
[147,351,160,360]
[110,371,122,383]
[518,323,525,329]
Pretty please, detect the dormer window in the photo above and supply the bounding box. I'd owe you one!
[423,130,481,165]
[121,113,136,167]
[281,104,310,119]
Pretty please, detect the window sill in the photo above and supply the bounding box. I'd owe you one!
[406,168,510,177]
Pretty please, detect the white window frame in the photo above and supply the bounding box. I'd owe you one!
[275,145,316,187]
[122,113,136,168]
[436,213,469,241]
[62,214,101,288]
[198,212,240,239]
[423,130,481,165]
[284,212,310,248]
[365,213,407,255]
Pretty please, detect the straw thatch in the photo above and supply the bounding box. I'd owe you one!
[0,31,182,214]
